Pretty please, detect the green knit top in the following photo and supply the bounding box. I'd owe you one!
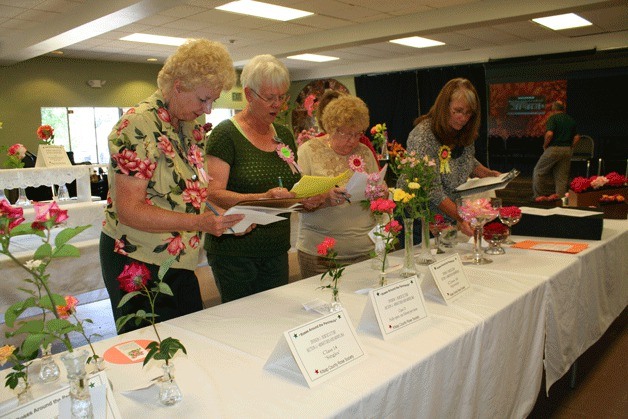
[204,119,300,257]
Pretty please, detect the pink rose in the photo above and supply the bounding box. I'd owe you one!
[117,262,151,293]
[384,220,402,234]
[7,143,27,159]
[0,200,25,234]
[31,201,68,230]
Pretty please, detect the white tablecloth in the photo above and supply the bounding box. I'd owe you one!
[0,200,106,315]
[1,219,625,418]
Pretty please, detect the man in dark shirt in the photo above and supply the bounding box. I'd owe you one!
[533,100,580,198]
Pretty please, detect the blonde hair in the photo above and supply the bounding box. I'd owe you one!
[157,39,235,95]
[240,54,290,91]
[316,89,346,132]
[322,95,370,134]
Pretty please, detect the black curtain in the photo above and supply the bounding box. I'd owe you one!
[355,71,419,148]
[416,65,488,165]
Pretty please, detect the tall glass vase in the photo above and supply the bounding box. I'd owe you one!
[400,218,416,277]
[61,350,93,419]
[471,224,492,265]
[14,187,30,206]
[371,214,387,270]
[416,217,435,265]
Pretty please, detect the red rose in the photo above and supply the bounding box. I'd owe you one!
[384,220,402,234]
[0,200,25,234]
[31,201,69,230]
[117,262,151,293]
[57,295,78,319]
[317,237,336,256]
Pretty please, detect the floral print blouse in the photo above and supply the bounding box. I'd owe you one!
[102,90,210,271]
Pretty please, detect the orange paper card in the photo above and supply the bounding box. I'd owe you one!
[512,240,588,254]
[104,339,153,364]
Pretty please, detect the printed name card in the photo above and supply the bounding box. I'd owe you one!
[358,275,429,339]
[264,308,366,388]
[35,144,72,167]
[428,253,471,304]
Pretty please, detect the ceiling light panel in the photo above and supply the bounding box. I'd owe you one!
[216,0,313,21]
[287,53,339,62]
[389,36,445,48]
[532,13,592,30]
[120,33,187,46]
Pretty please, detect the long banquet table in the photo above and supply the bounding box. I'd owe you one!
[1,219,626,418]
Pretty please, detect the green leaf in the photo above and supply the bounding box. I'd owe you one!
[158,282,173,296]
[9,223,43,237]
[13,319,44,335]
[39,293,66,311]
[34,242,53,259]
[115,314,137,332]
[158,256,176,280]
[46,318,79,334]
[53,243,80,258]
[22,334,46,357]
[54,225,91,247]
[4,297,37,327]
[118,291,142,307]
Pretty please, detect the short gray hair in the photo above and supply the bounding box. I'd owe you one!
[240,54,290,91]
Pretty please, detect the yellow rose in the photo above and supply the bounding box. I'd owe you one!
[0,345,16,366]
[408,182,421,190]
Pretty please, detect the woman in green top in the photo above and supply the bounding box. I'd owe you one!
[204,55,338,302]
[101,39,246,333]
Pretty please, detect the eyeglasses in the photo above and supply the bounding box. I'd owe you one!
[250,88,289,105]
[334,129,363,141]
[450,107,473,117]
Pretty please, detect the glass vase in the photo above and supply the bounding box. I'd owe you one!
[0,188,7,203]
[38,344,60,383]
[471,224,492,265]
[371,214,388,270]
[416,217,435,265]
[15,375,33,405]
[329,287,342,312]
[14,187,30,206]
[61,350,94,419]
[378,270,387,287]
[400,218,416,277]
[159,362,183,406]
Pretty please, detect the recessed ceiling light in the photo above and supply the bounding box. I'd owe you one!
[216,0,313,21]
[389,36,445,49]
[287,54,339,62]
[532,13,592,30]
[146,58,158,62]
[120,33,187,46]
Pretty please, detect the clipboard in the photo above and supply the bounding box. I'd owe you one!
[455,168,520,196]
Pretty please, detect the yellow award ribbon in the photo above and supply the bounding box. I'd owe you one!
[439,145,451,174]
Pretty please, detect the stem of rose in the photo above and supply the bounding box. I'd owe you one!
[144,284,166,366]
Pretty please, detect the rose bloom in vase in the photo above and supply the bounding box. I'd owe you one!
[317,237,346,312]
[36,124,55,145]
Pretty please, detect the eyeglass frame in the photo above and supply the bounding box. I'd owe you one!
[333,128,364,141]
[249,87,289,105]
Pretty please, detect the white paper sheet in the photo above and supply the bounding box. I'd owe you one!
[224,207,286,234]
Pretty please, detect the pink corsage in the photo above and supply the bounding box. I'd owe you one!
[276,143,301,174]
[348,154,365,172]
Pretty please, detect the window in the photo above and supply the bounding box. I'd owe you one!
[41,107,237,164]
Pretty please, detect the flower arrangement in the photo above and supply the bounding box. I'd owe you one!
[0,344,31,398]
[483,221,509,239]
[389,146,437,221]
[369,123,388,153]
[369,199,400,285]
[296,127,317,147]
[499,206,522,219]
[0,200,94,389]
[387,141,405,161]
[457,198,499,226]
[570,172,626,193]
[36,124,55,145]
[115,260,187,367]
[317,237,345,308]
[599,194,626,204]
[2,143,27,169]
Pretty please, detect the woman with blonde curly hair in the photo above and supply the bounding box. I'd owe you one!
[296,95,385,279]
[101,39,247,333]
